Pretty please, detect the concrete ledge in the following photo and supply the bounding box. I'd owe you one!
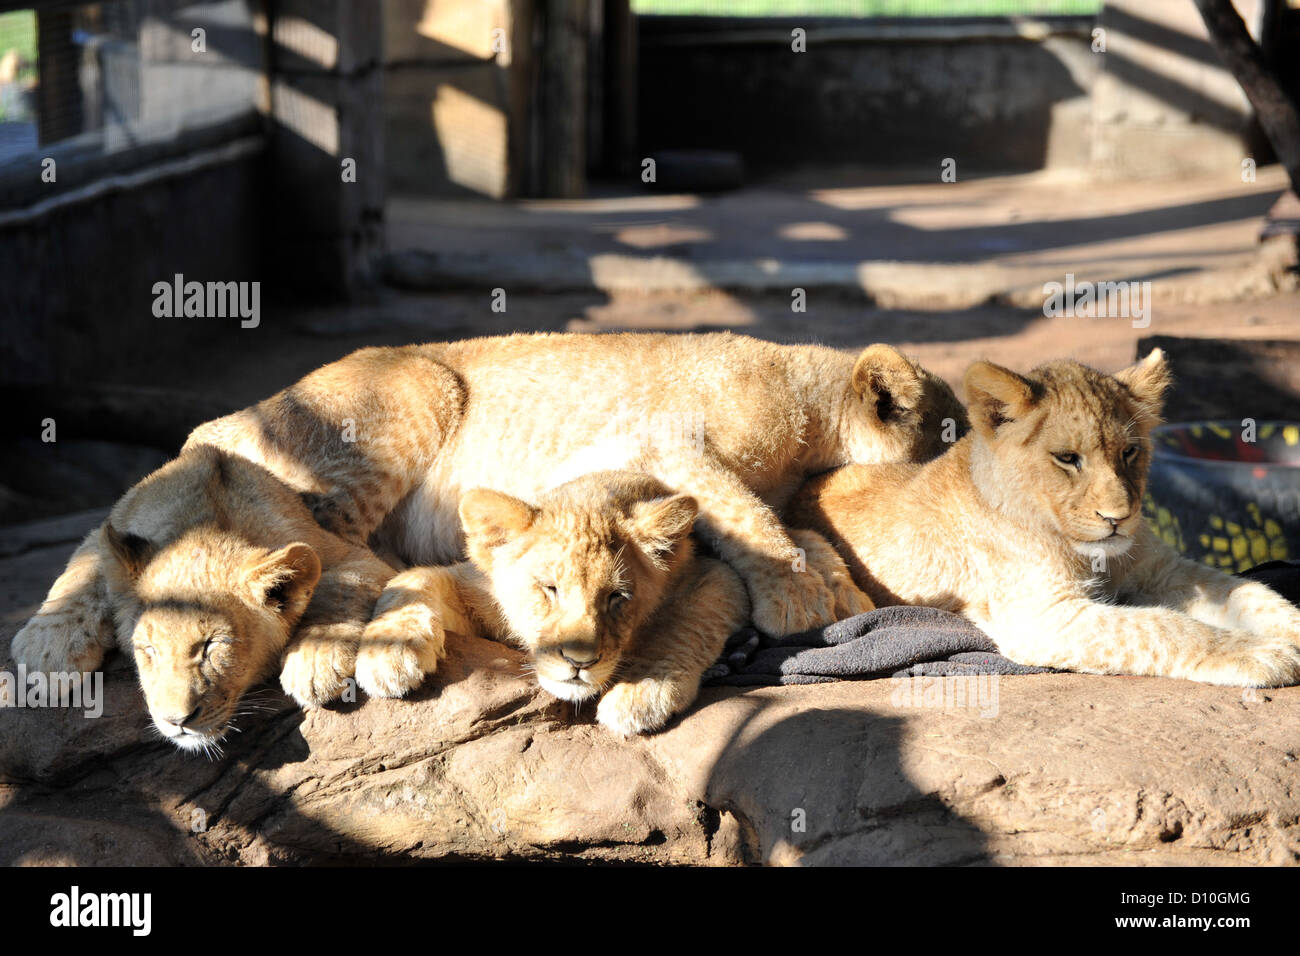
[0,509,104,561]
[639,14,1097,46]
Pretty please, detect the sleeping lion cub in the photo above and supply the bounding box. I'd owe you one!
[789,350,1300,687]
[359,471,871,735]
[26,446,400,754]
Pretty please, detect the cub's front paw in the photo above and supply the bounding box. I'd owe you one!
[11,609,112,676]
[1191,632,1300,688]
[596,678,685,736]
[279,626,359,708]
[748,561,836,637]
[355,603,446,699]
[787,528,874,620]
[828,575,874,619]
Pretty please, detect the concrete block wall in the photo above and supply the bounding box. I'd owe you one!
[636,18,1101,175]
[635,4,1273,181]
[1090,0,1264,180]
[0,144,264,387]
[382,0,521,199]
[266,0,386,297]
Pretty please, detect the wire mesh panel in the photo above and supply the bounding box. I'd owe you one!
[0,0,262,172]
[0,10,38,162]
[631,1,1102,14]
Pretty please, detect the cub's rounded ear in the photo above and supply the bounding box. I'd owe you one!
[963,361,1038,436]
[459,488,537,551]
[1115,348,1172,420]
[852,344,925,423]
[628,494,698,567]
[246,543,321,626]
[102,523,153,578]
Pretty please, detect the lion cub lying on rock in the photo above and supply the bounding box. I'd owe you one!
[27,446,400,754]
[790,350,1300,687]
[358,471,872,735]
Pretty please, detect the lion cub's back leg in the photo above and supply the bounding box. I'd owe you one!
[597,557,751,736]
[286,349,466,541]
[9,527,116,679]
[189,348,466,544]
[789,528,875,620]
[640,450,837,637]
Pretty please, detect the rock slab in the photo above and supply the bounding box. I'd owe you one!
[2,530,1298,866]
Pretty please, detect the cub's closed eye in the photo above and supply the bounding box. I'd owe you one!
[1053,452,1080,468]
[1123,445,1140,461]
[538,582,558,597]
[607,591,631,613]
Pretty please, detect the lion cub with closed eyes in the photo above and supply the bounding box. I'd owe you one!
[357,471,870,735]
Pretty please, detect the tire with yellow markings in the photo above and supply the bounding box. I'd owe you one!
[1143,420,1300,573]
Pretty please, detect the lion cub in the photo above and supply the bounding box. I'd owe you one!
[356,471,870,735]
[10,446,399,753]
[788,350,1300,687]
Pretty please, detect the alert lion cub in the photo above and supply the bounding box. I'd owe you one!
[789,350,1300,687]
[14,333,962,714]
[358,471,871,735]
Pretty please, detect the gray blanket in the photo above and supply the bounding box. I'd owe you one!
[704,561,1300,687]
[704,604,1053,686]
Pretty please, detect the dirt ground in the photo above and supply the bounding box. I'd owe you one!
[6,167,1299,527]
[95,285,1300,408]
[120,165,1300,403]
